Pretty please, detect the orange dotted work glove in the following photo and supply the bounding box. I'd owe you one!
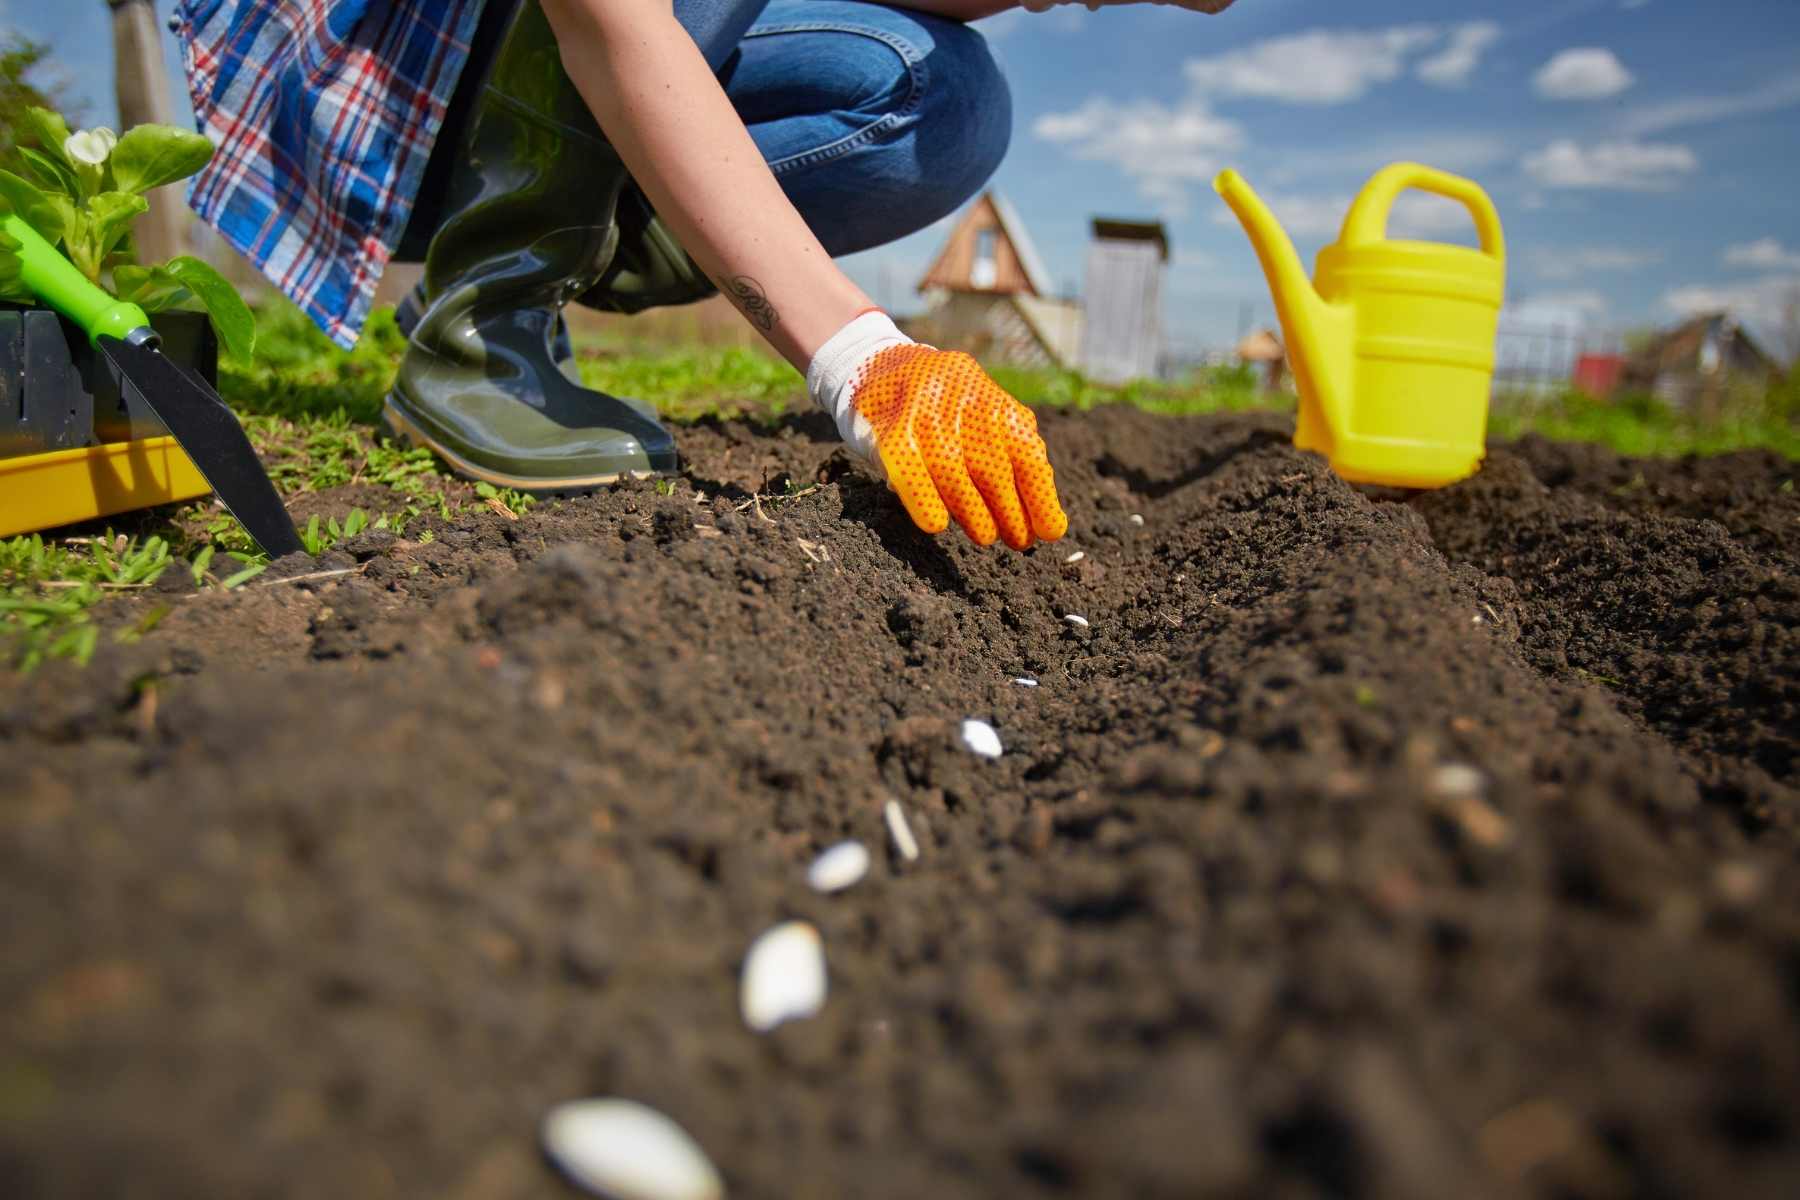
[806,312,1069,550]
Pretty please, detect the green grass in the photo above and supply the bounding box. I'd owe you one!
[0,301,534,669]
[990,361,1276,416]
[0,533,177,669]
[2,294,1796,669]
[1488,385,1800,459]
[577,342,804,420]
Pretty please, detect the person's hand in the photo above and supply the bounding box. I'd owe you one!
[807,312,1069,550]
[1019,0,1235,12]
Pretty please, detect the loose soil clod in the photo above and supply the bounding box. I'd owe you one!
[2,407,1797,1198]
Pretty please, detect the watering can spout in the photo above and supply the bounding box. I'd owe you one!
[1213,171,1320,335]
[1213,170,1353,455]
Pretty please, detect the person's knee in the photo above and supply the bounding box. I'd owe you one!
[828,16,1010,211]
[755,7,1013,255]
[914,23,1011,214]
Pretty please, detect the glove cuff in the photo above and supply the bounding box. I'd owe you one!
[806,309,912,464]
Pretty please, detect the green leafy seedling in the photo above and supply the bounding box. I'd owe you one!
[0,107,255,362]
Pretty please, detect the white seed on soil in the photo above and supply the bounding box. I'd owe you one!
[884,799,920,862]
[740,920,827,1033]
[541,1099,723,1200]
[1129,514,1145,526]
[1429,763,1486,799]
[1064,551,1086,564]
[960,718,1004,759]
[1012,677,1039,687]
[1063,614,1090,628]
[806,841,870,893]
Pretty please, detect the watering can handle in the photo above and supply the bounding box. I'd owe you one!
[1339,163,1505,259]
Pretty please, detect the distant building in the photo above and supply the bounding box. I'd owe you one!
[1080,218,1168,385]
[1572,353,1625,398]
[1236,327,1287,393]
[1623,312,1780,411]
[908,192,1082,370]
[907,199,1172,382]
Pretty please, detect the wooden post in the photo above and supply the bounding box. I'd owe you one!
[109,0,187,265]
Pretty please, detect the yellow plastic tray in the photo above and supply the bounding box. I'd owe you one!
[0,437,211,537]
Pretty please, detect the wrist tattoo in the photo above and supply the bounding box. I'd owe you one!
[724,275,779,332]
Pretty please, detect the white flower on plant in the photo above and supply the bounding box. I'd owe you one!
[64,127,119,166]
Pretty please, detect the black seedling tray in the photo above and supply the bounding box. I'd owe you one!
[0,305,217,460]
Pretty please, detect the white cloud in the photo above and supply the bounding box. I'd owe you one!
[1505,290,1611,329]
[1521,139,1697,189]
[1183,26,1438,105]
[1534,48,1635,100]
[1623,75,1800,136]
[1255,134,1509,187]
[1663,275,1800,335]
[1530,246,1661,280]
[1725,239,1800,272]
[1033,97,1243,214]
[1391,192,1484,240]
[1417,22,1502,88]
[1205,189,1481,242]
[1211,191,1351,238]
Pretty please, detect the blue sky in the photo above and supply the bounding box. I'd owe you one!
[926,0,1800,353]
[8,0,1799,353]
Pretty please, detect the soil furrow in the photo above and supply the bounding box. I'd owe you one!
[3,409,1796,1199]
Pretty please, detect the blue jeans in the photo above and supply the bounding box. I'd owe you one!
[400,0,1006,267]
[704,0,1013,256]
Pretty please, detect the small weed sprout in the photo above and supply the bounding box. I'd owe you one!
[190,544,216,587]
[298,509,373,557]
[0,532,173,668]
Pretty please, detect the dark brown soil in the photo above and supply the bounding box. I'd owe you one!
[3,408,1797,1200]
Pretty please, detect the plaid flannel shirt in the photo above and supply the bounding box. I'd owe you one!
[174,0,485,347]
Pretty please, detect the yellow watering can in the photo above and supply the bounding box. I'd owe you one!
[1215,163,1507,489]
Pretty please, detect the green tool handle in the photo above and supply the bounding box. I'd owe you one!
[2,212,153,347]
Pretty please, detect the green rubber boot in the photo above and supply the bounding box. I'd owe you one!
[396,279,667,426]
[575,187,718,315]
[383,0,677,493]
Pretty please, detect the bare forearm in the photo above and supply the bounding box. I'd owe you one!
[542,0,872,368]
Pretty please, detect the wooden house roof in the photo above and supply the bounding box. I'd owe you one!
[1236,329,1284,362]
[1091,218,1169,262]
[1627,312,1778,379]
[916,191,1054,298]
